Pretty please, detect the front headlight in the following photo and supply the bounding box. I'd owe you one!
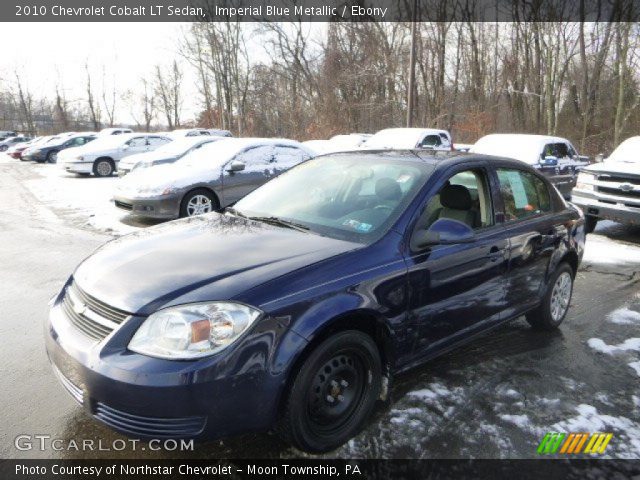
[576,172,595,191]
[129,302,261,359]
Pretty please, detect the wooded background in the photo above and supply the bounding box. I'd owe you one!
[1,20,639,156]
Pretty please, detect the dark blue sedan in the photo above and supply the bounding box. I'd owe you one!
[46,151,585,452]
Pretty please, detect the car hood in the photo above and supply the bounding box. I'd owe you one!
[73,213,360,315]
[585,161,640,177]
[117,161,219,192]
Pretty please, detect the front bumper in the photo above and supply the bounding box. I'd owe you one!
[45,284,290,440]
[113,193,181,219]
[61,161,93,174]
[572,191,640,225]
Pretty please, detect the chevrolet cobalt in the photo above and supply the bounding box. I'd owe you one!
[46,151,584,453]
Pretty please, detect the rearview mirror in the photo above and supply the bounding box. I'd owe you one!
[413,218,476,249]
[540,155,558,166]
[227,160,245,172]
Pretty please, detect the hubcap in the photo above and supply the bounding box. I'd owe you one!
[50,152,58,162]
[307,352,365,431]
[186,195,212,216]
[97,162,111,176]
[550,271,572,322]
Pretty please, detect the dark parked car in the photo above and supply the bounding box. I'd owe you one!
[22,133,97,163]
[46,151,584,453]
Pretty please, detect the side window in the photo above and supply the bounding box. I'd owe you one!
[127,137,146,147]
[273,146,308,168]
[148,136,170,147]
[496,168,551,221]
[418,169,494,232]
[419,134,442,148]
[233,146,275,170]
[74,137,86,146]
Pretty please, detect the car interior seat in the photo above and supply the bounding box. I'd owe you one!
[433,184,479,229]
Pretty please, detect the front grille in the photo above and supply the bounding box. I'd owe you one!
[94,403,206,437]
[52,365,84,405]
[598,187,640,200]
[61,281,130,341]
[597,175,640,185]
[114,200,133,211]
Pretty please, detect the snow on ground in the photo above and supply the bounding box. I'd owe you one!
[583,232,640,265]
[608,307,640,325]
[587,337,640,355]
[23,163,141,236]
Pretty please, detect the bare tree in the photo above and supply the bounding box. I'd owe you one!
[85,63,101,131]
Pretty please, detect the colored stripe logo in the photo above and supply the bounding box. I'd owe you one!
[537,432,613,455]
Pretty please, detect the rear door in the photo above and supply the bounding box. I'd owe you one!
[494,166,565,317]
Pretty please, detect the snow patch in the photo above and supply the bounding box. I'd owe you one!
[587,337,640,355]
[608,308,640,325]
[499,414,531,430]
[583,234,640,266]
[628,361,640,377]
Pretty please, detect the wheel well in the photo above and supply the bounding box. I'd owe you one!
[276,312,392,419]
[94,156,114,165]
[561,250,579,277]
[181,187,220,209]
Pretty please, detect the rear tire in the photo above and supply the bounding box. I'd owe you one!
[584,215,598,234]
[93,158,114,177]
[278,330,382,453]
[526,263,574,330]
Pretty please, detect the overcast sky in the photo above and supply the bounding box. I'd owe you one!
[0,22,200,125]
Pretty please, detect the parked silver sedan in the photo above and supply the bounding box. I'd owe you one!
[113,138,316,219]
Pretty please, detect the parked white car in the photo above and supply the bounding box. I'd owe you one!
[361,128,453,151]
[58,133,172,177]
[117,136,222,176]
[168,128,231,138]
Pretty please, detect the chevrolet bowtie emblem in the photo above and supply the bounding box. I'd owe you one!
[620,183,634,192]
[73,302,87,316]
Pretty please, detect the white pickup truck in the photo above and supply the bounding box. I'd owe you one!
[572,136,640,233]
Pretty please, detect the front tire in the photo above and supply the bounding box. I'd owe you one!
[526,263,574,330]
[46,150,58,163]
[584,215,598,234]
[278,330,382,453]
[93,158,114,177]
[179,189,218,218]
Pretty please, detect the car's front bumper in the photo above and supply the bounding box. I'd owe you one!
[61,161,93,174]
[572,190,640,225]
[45,284,292,440]
[113,193,181,219]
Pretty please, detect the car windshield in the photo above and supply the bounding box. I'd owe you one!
[154,138,214,156]
[608,137,640,163]
[232,154,433,243]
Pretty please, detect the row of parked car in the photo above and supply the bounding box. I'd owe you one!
[4,125,639,232]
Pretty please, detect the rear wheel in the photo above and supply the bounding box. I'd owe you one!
[179,189,218,218]
[278,330,382,453]
[584,215,598,234]
[526,263,574,330]
[93,158,114,177]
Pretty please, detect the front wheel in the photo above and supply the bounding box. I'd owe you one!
[278,330,382,453]
[0,145,7,152]
[93,159,114,177]
[47,150,58,163]
[179,189,218,218]
[526,263,574,330]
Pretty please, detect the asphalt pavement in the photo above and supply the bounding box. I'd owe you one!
[1,160,639,459]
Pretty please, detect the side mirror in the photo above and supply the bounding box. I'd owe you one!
[413,218,476,249]
[540,155,558,166]
[227,160,245,172]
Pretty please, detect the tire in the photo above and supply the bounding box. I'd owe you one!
[278,330,382,453]
[526,263,574,330]
[93,158,114,177]
[584,215,598,234]
[179,189,218,218]
[0,145,7,152]
[46,150,58,163]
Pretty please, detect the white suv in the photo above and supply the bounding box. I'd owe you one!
[58,133,172,177]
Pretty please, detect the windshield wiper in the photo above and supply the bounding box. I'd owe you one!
[224,207,248,218]
[249,216,310,232]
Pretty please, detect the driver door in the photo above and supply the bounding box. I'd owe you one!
[405,165,509,359]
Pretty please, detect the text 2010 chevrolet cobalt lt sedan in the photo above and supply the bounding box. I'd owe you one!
[46,151,585,453]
